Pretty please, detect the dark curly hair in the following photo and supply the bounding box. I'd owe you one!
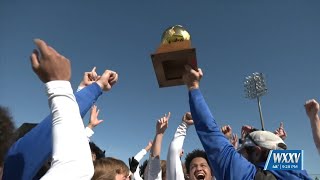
[0,106,15,165]
[89,142,106,160]
[184,149,209,174]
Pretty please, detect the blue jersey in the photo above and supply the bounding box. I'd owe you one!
[3,83,102,180]
[189,89,311,180]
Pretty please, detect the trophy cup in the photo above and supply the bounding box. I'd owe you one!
[151,25,198,88]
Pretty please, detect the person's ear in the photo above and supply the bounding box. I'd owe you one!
[92,153,96,161]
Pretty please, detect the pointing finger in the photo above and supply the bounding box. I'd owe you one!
[198,68,203,77]
[34,39,50,57]
[166,112,171,120]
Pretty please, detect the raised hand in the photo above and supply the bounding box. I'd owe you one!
[151,112,170,159]
[182,65,203,90]
[79,67,100,89]
[240,125,255,143]
[96,69,118,92]
[144,141,153,152]
[221,125,232,139]
[182,112,194,126]
[156,112,170,135]
[305,99,320,121]
[274,122,287,140]
[230,134,239,149]
[87,105,104,130]
[30,39,70,82]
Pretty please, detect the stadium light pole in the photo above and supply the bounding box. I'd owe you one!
[244,72,268,131]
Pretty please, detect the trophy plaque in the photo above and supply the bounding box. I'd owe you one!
[151,25,198,88]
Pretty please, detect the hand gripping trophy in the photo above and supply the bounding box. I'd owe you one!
[151,25,198,88]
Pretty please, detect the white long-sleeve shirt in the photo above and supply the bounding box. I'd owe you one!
[166,121,189,180]
[41,81,94,180]
[85,127,94,141]
[132,149,147,180]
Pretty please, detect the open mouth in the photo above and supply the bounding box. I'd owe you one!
[195,173,205,180]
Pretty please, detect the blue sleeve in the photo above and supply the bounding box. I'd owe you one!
[3,83,102,180]
[189,89,256,180]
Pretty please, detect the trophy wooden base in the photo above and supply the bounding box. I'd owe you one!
[151,48,197,88]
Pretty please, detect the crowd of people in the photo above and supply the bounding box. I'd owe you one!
[0,38,319,179]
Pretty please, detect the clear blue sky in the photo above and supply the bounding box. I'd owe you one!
[1,0,319,176]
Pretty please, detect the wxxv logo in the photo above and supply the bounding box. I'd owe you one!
[264,150,303,170]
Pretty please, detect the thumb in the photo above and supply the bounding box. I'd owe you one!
[198,68,203,77]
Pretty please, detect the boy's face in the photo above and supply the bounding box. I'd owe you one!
[188,157,212,180]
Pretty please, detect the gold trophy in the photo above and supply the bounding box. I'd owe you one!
[151,25,198,88]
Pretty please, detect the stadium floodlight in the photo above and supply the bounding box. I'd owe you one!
[244,72,267,130]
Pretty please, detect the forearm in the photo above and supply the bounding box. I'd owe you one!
[166,121,187,180]
[41,81,93,179]
[151,134,163,158]
[310,115,320,153]
[147,134,163,180]
[3,83,102,180]
[134,149,147,162]
[189,89,256,180]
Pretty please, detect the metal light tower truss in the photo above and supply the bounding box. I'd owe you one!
[244,72,268,130]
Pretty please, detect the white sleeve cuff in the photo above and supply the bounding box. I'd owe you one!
[77,86,85,92]
[85,127,94,140]
[45,81,73,96]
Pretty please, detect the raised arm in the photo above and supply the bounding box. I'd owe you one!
[30,39,93,179]
[166,112,193,180]
[221,125,239,149]
[147,113,170,180]
[131,141,152,180]
[304,99,320,154]
[3,50,118,180]
[182,65,256,180]
[4,82,102,180]
[85,105,104,140]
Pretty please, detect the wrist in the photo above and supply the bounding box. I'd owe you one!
[309,114,319,122]
[96,80,104,90]
[79,81,85,88]
[87,123,94,129]
[181,121,191,127]
[187,82,199,91]
[156,132,164,137]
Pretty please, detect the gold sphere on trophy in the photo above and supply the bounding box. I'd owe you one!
[151,25,198,88]
[161,25,191,44]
